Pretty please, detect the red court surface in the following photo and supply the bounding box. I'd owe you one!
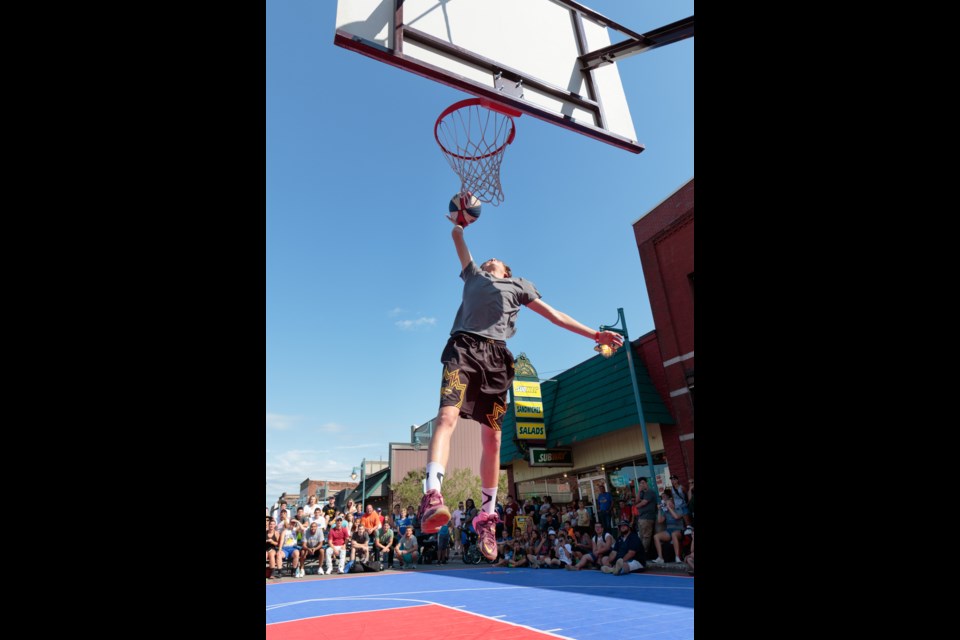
[266,603,568,640]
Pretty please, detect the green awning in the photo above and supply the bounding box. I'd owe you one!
[501,341,675,463]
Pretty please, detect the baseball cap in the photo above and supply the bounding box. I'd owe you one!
[619,519,630,527]
[548,529,556,535]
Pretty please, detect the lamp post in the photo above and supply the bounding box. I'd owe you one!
[351,458,367,509]
[599,308,660,506]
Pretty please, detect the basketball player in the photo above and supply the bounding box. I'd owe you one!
[417,213,624,561]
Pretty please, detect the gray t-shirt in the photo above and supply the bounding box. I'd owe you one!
[635,489,658,520]
[304,529,324,548]
[450,261,541,340]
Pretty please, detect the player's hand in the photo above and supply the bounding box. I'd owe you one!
[598,330,624,348]
[446,213,465,229]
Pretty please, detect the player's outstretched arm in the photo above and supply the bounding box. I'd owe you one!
[526,299,624,347]
[447,213,473,271]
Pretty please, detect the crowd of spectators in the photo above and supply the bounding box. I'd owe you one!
[266,477,694,579]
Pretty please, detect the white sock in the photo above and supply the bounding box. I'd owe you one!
[426,462,445,492]
[481,487,498,514]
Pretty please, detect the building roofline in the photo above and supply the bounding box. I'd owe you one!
[631,176,694,226]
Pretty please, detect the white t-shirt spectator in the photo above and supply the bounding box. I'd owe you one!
[309,513,327,531]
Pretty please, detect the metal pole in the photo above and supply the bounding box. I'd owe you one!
[602,308,660,506]
[362,458,366,508]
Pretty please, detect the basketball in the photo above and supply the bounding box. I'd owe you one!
[449,191,482,227]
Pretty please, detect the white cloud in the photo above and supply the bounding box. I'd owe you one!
[395,316,436,330]
[387,307,405,317]
[265,448,366,505]
[266,413,298,430]
[318,422,344,433]
[334,443,381,450]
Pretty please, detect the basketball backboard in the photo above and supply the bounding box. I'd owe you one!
[335,0,693,154]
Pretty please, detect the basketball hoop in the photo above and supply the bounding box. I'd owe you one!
[435,98,521,206]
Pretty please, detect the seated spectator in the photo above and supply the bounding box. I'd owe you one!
[304,495,321,520]
[529,530,555,569]
[602,520,644,576]
[374,521,395,568]
[323,496,337,522]
[390,504,405,531]
[669,474,694,534]
[651,489,685,564]
[542,508,561,535]
[278,520,301,578]
[300,521,325,576]
[309,507,326,532]
[397,526,419,569]
[360,504,381,536]
[350,520,370,563]
[273,500,289,525]
[325,516,349,574]
[572,531,592,560]
[567,522,614,571]
[295,506,310,527]
[266,517,282,579]
[545,532,574,568]
[507,541,528,568]
[491,543,514,567]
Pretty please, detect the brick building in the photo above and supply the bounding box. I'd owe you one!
[632,178,694,483]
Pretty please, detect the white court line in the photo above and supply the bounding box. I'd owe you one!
[544,629,563,633]
[266,603,432,625]
[491,614,507,618]
[266,586,525,610]
[267,596,574,638]
[267,582,691,610]
[266,581,693,634]
[428,601,575,640]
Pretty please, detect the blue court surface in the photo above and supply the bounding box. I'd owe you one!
[266,566,693,640]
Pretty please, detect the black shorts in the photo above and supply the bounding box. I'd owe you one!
[439,332,514,430]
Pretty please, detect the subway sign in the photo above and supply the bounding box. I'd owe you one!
[529,447,574,467]
[512,381,542,398]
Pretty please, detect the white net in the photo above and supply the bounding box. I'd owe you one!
[435,100,517,206]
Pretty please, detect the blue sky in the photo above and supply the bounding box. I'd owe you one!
[266,0,693,507]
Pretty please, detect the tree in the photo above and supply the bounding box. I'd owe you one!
[441,467,481,507]
[390,467,513,512]
[390,469,426,511]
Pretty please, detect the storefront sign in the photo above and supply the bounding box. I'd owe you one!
[513,354,546,442]
[529,447,574,467]
[517,422,546,439]
[515,400,544,418]
[512,381,542,398]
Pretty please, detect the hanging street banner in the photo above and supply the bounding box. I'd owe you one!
[513,353,546,442]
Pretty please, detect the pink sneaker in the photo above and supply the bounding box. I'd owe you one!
[417,489,451,534]
[472,511,500,561]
